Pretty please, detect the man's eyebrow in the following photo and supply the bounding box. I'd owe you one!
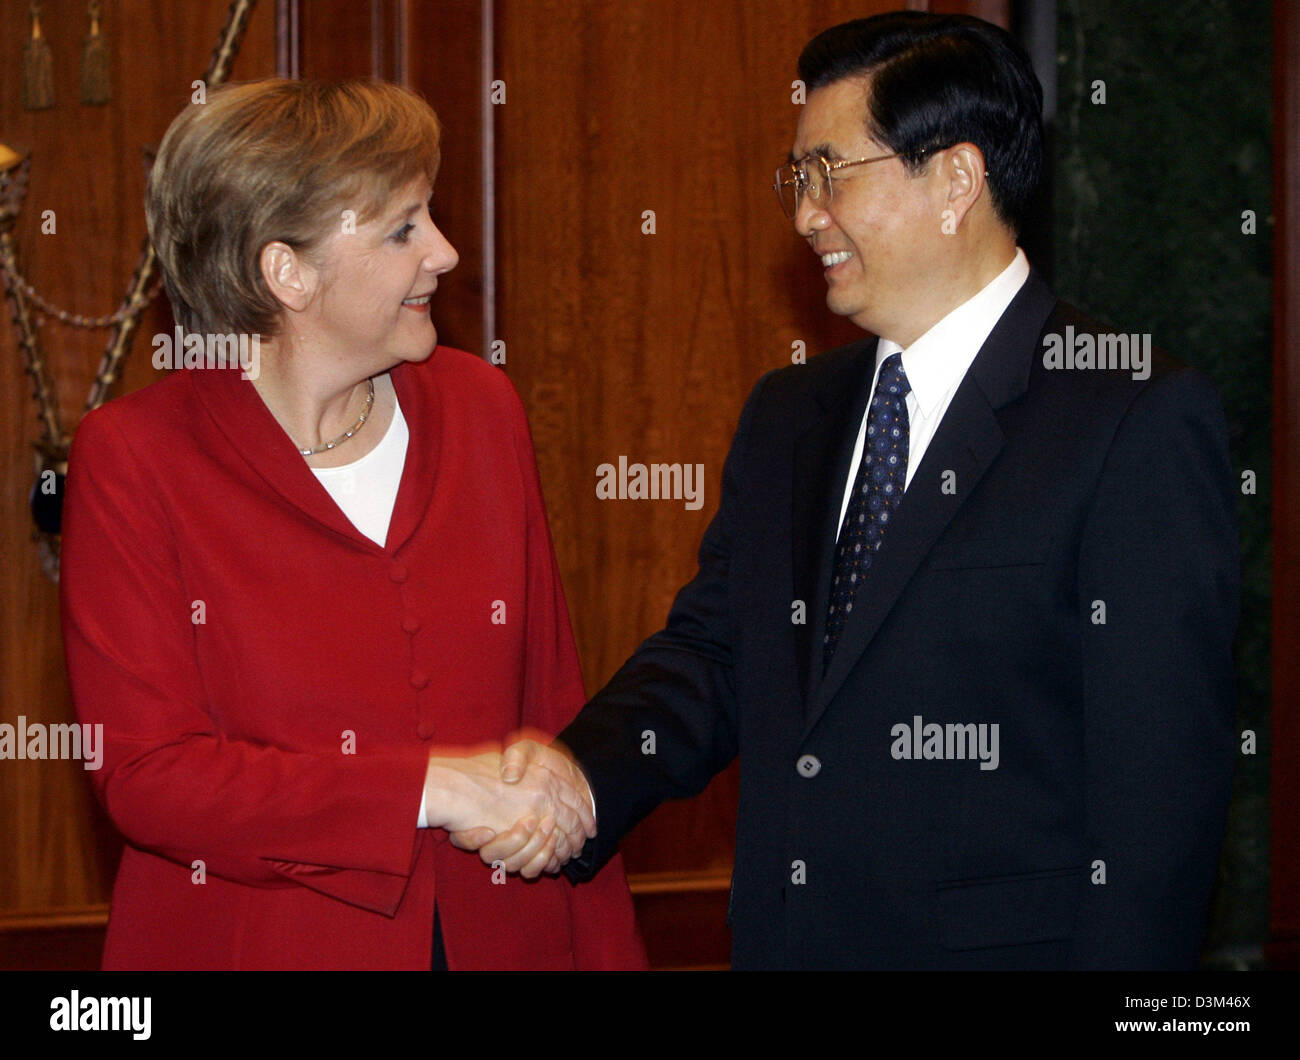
[812,143,842,160]
[790,143,839,164]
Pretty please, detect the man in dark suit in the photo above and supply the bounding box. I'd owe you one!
[459,11,1239,969]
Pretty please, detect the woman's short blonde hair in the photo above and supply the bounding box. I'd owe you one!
[146,78,441,338]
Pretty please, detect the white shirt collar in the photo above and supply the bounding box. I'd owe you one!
[876,247,1031,417]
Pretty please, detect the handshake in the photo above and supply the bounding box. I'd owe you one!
[423,736,595,878]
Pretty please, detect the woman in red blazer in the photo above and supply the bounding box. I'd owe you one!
[59,79,646,970]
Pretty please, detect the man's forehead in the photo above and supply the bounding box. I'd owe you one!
[792,75,875,157]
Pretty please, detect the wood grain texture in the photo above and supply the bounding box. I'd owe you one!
[299,0,373,80]
[407,0,487,356]
[0,0,276,915]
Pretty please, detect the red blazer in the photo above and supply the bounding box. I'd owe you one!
[60,347,647,970]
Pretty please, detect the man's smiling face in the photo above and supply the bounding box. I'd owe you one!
[791,75,948,344]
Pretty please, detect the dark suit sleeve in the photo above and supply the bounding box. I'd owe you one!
[1070,368,1239,968]
[560,372,773,879]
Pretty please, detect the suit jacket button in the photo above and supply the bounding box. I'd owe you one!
[389,563,409,583]
[402,617,421,634]
[796,754,821,778]
[410,671,430,690]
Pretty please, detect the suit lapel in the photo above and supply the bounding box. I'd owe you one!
[792,338,879,705]
[803,270,1058,733]
[188,357,441,555]
[385,359,440,554]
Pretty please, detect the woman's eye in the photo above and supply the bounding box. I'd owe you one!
[392,223,415,244]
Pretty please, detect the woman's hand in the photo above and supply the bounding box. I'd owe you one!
[425,751,594,878]
[448,738,597,878]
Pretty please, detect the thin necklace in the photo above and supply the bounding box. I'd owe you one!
[299,378,376,456]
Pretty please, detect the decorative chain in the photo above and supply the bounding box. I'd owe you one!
[4,0,260,584]
[0,256,162,329]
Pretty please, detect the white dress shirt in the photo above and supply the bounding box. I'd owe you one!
[310,383,408,548]
[836,248,1030,532]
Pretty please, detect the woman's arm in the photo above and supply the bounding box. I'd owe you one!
[61,408,430,915]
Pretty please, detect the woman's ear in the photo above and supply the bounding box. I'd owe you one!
[260,241,318,314]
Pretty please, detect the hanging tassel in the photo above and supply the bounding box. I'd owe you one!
[22,2,55,111]
[81,0,110,105]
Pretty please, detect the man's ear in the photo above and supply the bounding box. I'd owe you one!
[260,241,318,314]
[937,143,988,232]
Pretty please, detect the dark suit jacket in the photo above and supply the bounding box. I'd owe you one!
[561,270,1239,969]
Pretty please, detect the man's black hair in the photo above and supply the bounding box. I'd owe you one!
[798,12,1044,234]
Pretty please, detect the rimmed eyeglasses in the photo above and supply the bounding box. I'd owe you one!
[774,150,934,219]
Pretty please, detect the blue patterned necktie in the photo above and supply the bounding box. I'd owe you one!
[823,352,911,669]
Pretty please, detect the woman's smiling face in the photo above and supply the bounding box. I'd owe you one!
[303,175,459,373]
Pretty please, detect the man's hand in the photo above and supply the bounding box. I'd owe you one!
[425,748,593,878]
[449,737,596,878]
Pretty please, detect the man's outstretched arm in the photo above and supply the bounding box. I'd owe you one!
[456,371,774,877]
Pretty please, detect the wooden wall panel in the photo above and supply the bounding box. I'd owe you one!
[493,0,897,887]
[298,0,374,80]
[0,0,277,937]
[406,0,488,357]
